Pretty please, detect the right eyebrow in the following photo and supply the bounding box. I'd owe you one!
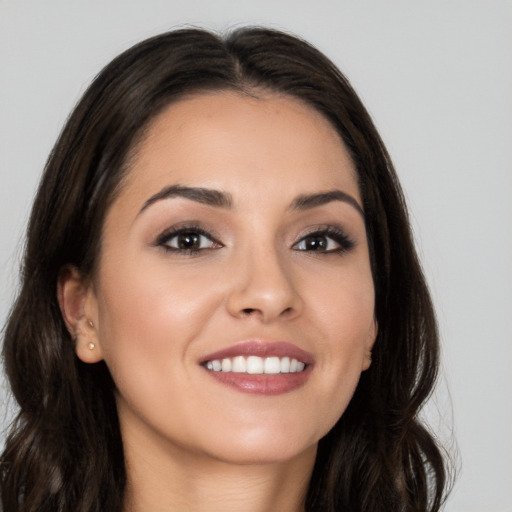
[290,190,365,219]
[138,185,233,216]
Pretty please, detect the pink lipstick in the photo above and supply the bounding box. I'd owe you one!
[200,341,314,395]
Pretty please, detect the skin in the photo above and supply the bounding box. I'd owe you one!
[59,91,377,512]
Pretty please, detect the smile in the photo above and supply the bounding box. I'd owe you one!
[200,341,314,395]
[205,355,306,374]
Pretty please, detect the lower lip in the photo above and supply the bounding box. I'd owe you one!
[203,366,313,395]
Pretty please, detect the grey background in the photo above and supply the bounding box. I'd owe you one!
[1,1,511,510]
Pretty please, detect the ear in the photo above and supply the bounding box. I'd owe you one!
[57,265,103,363]
[361,318,378,372]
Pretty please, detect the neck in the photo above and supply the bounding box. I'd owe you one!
[122,430,316,512]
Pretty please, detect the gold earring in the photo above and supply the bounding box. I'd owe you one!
[88,342,95,350]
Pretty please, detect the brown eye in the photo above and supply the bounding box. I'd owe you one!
[293,228,355,254]
[175,232,201,250]
[300,235,330,251]
[157,227,221,253]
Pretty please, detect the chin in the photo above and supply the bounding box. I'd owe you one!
[194,422,321,466]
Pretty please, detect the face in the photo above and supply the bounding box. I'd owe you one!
[81,91,376,465]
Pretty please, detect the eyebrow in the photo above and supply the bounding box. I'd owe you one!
[138,185,364,218]
[291,190,364,218]
[139,185,233,214]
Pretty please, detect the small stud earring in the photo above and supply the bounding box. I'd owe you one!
[88,342,95,350]
[88,320,94,328]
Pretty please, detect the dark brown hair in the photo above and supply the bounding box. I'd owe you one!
[1,27,452,511]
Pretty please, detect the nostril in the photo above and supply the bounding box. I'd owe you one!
[240,306,293,317]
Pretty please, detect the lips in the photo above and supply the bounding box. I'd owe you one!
[200,341,314,395]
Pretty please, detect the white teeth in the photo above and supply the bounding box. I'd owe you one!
[264,356,281,374]
[204,356,306,374]
[221,358,232,372]
[232,356,246,373]
[246,355,264,374]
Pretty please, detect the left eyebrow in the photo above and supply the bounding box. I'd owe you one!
[290,190,364,218]
[138,184,233,215]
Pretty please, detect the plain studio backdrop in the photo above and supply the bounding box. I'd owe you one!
[1,1,511,511]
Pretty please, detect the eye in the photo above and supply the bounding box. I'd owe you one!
[293,227,355,254]
[156,227,222,253]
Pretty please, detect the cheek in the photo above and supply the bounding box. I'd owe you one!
[303,263,375,418]
[94,256,224,385]
[307,260,375,346]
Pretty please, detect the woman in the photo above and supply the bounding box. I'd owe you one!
[1,27,451,511]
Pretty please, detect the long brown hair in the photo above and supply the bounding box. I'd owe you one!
[1,27,452,511]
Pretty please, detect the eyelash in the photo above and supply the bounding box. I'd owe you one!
[155,225,355,255]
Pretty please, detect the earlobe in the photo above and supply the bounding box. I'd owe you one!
[76,318,103,364]
[57,266,103,363]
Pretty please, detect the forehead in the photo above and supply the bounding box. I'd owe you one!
[119,91,360,210]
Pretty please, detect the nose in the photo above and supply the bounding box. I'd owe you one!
[225,246,303,323]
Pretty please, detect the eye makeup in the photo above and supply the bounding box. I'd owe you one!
[293,225,355,254]
[155,225,223,254]
[153,221,355,257]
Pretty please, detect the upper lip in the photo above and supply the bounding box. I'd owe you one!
[200,340,315,365]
